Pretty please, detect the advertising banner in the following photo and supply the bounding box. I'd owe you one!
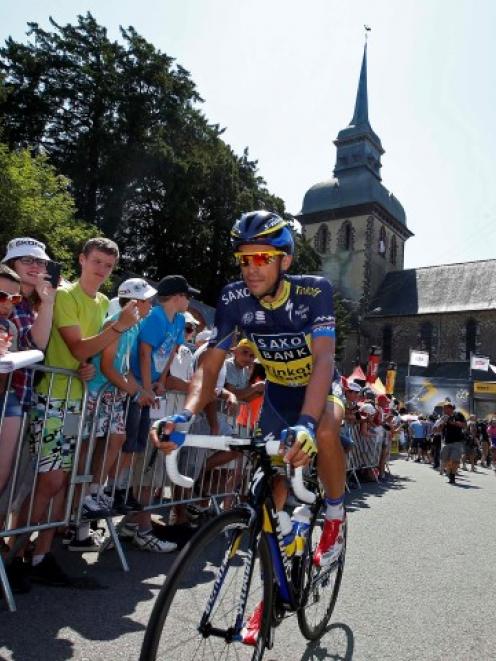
[405,376,470,417]
[409,349,429,368]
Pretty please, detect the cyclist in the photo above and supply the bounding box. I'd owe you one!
[153,210,346,644]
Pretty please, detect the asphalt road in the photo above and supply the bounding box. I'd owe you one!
[1,458,495,661]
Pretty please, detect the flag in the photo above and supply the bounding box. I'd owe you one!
[470,355,489,371]
[386,368,397,395]
[409,350,429,368]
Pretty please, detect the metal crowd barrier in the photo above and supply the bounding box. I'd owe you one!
[345,422,384,488]
[0,364,88,611]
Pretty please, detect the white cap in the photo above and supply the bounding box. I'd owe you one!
[117,278,157,300]
[196,329,213,343]
[360,403,376,416]
[346,381,362,393]
[2,237,50,263]
[184,311,200,326]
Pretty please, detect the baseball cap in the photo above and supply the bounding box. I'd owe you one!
[2,237,50,263]
[346,381,362,393]
[184,311,200,326]
[360,403,376,416]
[117,278,157,300]
[196,329,213,342]
[157,275,200,298]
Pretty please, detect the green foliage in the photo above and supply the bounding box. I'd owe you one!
[0,13,322,304]
[0,143,96,279]
[333,291,351,362]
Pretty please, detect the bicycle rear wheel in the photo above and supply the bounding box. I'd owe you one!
[297,514,347,640]
[140,509,273,660]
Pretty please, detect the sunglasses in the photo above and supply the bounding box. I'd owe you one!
[0,291,22,305]
[18,256,47,267]
[234,251,285,268]
[185,324,195,333]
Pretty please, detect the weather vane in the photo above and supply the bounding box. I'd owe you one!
[364,24,371,41]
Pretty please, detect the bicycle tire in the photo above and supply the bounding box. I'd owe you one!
[296,514,347,640]
[140,509,273,661]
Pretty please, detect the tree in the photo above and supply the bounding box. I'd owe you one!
[0,143,96,279]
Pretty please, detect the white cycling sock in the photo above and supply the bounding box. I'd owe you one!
[325,495,344,521]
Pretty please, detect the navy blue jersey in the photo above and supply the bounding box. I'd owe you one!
[209,275,335,388]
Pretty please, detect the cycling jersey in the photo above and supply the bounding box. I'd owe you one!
[209,275,335,388]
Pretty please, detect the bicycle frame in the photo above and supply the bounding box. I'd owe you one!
[197,448,321,641]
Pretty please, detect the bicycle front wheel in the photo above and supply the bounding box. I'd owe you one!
[140,509,273,661]
[297,514,347,640]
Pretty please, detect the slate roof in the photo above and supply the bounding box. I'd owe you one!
[368,260,496,316]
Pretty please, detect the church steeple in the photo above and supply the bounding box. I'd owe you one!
[333,42,384,181]
[350,42,369,127]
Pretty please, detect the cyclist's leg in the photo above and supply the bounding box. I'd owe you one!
[315,397,346,498]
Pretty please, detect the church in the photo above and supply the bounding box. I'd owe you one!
[297,44,496,417]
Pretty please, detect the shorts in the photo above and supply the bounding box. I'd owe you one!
[0,391,22,418]
[29,394,82,473]
[258,380,345,442]
[123,401,150,453]
[441,442,464,463]
[84,390,127,438]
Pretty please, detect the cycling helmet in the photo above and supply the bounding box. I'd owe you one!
[231,210,294,256]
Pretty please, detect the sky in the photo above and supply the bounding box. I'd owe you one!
[1,0,495,270]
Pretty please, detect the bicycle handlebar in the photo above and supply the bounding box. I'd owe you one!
[165,434,316,504]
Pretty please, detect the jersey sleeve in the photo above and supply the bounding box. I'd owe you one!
[209,285,239,351]
[139,308,163,348]
[309,278,336,339]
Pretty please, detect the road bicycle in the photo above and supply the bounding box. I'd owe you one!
[140,433,347,660]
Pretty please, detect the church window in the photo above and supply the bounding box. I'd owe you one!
[314,224,330,254]
[390,235,398,266]
[337,221,355,251]
[382,325,392,362]
[420,322,433,355]
[465,319,478,359]
[378,226,387,257]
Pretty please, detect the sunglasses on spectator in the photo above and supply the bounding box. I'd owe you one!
[17,256,47,267]
[0,291,22,304]
[234,251,285,267]
[185,324,195,333]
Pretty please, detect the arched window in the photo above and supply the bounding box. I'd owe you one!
[420,322,433,355]
[378,226,387,257]
[313,224,330,254]
[337,221,354,250]
[390,235,398,266]
[465,319,478,359]
[382,325,392,362]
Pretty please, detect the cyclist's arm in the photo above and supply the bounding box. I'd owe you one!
[299,334,334,422]
[184,346,227,415]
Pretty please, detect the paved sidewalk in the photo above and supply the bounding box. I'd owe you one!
[1,458,495,660]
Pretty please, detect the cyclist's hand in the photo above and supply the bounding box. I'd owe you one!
[281,415,318,468]
[161,410,193,440]
[150,426,177,456]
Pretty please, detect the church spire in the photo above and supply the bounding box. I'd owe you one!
[350,43,369,128]
[333,40,384,181]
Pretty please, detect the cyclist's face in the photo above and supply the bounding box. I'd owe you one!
[237,243,292,298]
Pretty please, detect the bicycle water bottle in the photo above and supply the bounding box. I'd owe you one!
[277,511,297,557]
[291,505,312,556]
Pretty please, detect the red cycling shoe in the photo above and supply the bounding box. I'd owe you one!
[313,517,345,568]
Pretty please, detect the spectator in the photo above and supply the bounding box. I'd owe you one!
[119,274,199,552]
[438,401,467,485]
[429,414,442,469]
[26,237,139,583]
[488,417,496,472]
[477,419,490,467]
[224,339,264,402]
[0,265,22,497]
[167,313,199,391]
[3,237,57,412]
[408,416,425,462]
[81,278,157,522]
[464,414,478,472]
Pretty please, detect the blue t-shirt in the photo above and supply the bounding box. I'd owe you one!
[88,312,142,395]
[130,305,185,384]
[409,420,426,439]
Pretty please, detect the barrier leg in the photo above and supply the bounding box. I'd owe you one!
[102,518,129,572]
[0,554,16,612]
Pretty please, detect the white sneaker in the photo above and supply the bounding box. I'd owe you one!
[133,529,177,553]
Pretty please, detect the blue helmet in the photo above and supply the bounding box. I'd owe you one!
[231,210,295,256]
